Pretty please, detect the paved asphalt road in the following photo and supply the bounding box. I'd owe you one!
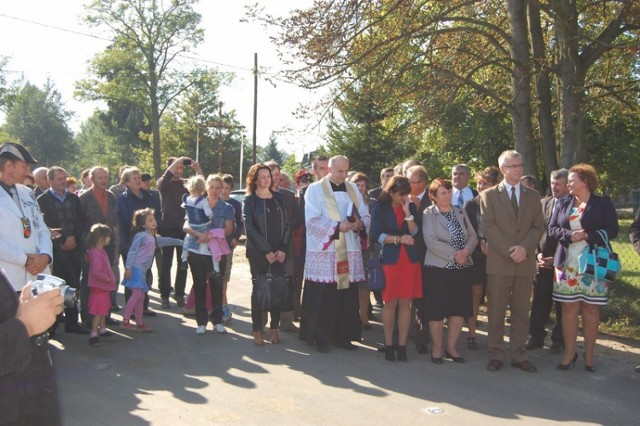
[52,246,639,425]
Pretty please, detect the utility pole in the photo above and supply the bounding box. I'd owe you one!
[252,52,258,164]
[195,112,200,163]
[217,102,223,172]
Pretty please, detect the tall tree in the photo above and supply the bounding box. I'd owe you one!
[253,0,640,176]
[161,69,249,178]
[260,133,286,165]
[3,80,75,166]
[325,79,411,180]
[507,0,535,173]
[78,0,205,177]
[253,1,535,169]
[548,0,639,166]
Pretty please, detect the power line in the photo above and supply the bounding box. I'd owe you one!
[0,12,109,41]
[0,12,298,85]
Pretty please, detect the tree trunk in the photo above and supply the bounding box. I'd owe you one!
[149,67,162,178]
[507,0,536,175]
[528,0,558,184]
[552,0,587,168]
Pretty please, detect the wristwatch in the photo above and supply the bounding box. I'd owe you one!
[404,215,414,221]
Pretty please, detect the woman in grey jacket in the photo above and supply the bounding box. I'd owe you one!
[423,178,477,364]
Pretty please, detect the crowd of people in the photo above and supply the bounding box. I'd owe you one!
[1,140,639,424]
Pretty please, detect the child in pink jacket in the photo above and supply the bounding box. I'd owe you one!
[86,224,116,346]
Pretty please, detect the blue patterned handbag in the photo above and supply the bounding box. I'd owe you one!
[578,230,621,283]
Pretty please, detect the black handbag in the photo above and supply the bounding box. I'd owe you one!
[252,199,293,311]
[254,270,293,311]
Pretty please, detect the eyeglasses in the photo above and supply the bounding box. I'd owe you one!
[503,163,524,169]
[299,176,312,184]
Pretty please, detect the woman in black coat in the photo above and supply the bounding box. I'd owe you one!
[243,163,290,346]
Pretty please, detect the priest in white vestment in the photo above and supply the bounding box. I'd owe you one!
[299,156,370,352]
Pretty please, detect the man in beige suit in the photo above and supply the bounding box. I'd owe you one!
[480,150,544,372]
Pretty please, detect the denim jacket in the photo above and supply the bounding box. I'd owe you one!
[183,199,234,254]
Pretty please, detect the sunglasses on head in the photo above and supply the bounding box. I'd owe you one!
[299,176,313,183]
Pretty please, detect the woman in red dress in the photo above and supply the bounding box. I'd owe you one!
[370,176,422,362]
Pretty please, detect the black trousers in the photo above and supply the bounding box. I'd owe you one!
[188,252,225,326]
[158,228,187,299]
[529,267,563,344]
[413,271,431,348]
[51,246,81,330]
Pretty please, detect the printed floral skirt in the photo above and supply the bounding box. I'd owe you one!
[552,241,609,306]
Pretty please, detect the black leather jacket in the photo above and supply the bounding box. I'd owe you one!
[243,192,291,260]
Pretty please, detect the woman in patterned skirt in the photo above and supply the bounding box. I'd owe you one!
[549,164,618,372]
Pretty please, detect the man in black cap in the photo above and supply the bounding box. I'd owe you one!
[0,142,53,292]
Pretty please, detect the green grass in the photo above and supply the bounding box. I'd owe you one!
[600,219,640,338]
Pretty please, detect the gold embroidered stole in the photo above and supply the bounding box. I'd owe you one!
[321,177,360,290]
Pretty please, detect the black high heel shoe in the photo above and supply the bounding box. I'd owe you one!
[556,352,578,370]
[583,353,596,372]
[445,350,465,363]
[431,351,443,364]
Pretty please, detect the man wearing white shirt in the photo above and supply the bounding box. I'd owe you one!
[0,143,52,291]
[480,150,544,373]
[452,164,478,209]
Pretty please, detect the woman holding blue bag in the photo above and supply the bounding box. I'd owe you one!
[549,163,618,372]
[370,176,422,362]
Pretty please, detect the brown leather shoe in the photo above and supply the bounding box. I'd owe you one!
[253,331,264,346]
[487,359,504,371]
[511,360,538,373]
[269,329,280,344]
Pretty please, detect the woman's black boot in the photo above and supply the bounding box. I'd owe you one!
[396,345,408,362]
[384,345,396,362]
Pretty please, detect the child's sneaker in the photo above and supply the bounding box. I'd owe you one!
[222,305,232,324]
[196,325,206,335]
[135,323,154,333]
[214,323,227,334]
[88,336,100,346]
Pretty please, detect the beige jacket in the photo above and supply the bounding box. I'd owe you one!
[422,204,478,268]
